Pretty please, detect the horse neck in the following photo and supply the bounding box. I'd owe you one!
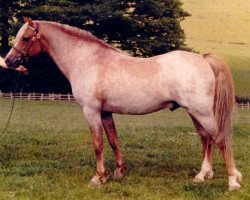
[38,22,113,81]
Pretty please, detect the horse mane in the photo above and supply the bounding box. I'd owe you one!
[40,21,124,54]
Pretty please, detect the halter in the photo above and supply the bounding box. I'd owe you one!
[12,24,41,63]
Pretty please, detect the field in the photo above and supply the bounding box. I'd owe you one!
[181,0,250,96]
[0,1,249,199]
[0,99,249,199]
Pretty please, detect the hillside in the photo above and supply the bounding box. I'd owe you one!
[181,0,250,96]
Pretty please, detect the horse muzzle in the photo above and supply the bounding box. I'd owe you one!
[5,56,25,69]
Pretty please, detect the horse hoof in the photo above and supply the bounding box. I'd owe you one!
[228,175,241,191]
[229,183,241,191]
[113,169,125,179]
[89,174,108,187]
[193,175,205,183]
[113,165,127,179]
[89,179,102,187]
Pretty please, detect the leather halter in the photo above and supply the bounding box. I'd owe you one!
[12,24,41,62]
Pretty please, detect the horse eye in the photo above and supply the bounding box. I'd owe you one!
[22,36,30,42]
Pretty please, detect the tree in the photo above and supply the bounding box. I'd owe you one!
[0,0,45,54]
[0,0,190,93]
[0,0,15,54]
[21,0,190,56]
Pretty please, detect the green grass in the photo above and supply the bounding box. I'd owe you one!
[181,0,250,96]
[0,99,249,199]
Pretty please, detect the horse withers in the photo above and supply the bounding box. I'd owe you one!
[4,17,242,191]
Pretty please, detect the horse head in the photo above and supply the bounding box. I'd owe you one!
[5,17,42,69]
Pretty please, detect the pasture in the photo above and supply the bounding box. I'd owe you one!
[181,0,250,96]
[0,99,249,199]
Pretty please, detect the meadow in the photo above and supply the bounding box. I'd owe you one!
[0,1,249,199]
[0,99,249,200]
[181,0,250,96]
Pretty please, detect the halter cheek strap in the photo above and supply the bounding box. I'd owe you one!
[12,24,41,61]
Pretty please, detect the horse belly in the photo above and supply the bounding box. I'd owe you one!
[102,94,173,114]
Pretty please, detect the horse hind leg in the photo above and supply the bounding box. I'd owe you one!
[217,137,242,191]
[101,111,127,179]
[189,115,214,183]
[188,108,242,190]
[194,137,214,183]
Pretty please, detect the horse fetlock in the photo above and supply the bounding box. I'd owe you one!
[235,169,242,182]
[113,165,127,179]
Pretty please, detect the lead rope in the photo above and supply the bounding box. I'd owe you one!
[0,71,21,137]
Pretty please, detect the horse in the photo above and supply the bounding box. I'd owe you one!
[5,17,242,191]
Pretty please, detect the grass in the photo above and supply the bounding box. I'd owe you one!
[0,99,249,199]
[181,0,250,96]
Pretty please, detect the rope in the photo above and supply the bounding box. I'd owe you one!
[0,71,21,137]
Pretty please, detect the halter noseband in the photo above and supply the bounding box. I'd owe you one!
[12,24,41,62]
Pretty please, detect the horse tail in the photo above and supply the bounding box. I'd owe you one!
[203,53,235,148]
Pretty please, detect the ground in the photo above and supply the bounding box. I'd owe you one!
[0,100,249,199]
[0,1,249,199]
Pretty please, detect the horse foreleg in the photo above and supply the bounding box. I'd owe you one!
[101,111,127,178]
[193,137,214,183]
[83,107,108,186]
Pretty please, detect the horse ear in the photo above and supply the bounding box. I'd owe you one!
[23,17,34,27]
